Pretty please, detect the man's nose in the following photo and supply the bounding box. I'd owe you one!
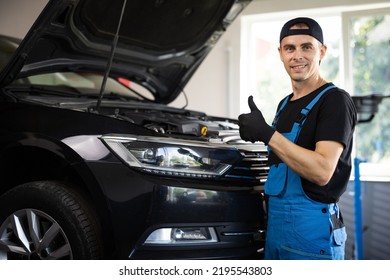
[292,50,304,60]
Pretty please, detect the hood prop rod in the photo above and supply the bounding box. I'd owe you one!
[96,0,127,111]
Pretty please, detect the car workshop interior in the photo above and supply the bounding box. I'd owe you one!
[0,0,389,261]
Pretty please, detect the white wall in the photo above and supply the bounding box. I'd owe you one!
[1,0,390,119]
[0,0,47,38]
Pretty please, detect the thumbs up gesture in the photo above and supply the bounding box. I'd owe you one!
[238,96,275,144]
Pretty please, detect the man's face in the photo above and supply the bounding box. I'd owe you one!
[278,34,326,82]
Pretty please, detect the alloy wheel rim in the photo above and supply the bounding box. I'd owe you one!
[0,208,73,260]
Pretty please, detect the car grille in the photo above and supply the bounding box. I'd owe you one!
[225,150,269,185]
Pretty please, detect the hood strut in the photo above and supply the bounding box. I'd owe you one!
[96,0,127,111]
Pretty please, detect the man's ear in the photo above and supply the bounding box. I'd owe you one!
[318,44,327,65]
[320,44,327,61]
[278,46,283,62]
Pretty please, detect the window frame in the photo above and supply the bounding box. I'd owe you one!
[344,7,390,182]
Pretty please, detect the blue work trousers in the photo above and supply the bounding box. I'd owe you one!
[264,164,347,260]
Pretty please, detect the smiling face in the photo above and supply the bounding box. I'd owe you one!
[278,26,326,84]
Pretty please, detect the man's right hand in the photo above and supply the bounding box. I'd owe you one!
[238,96,275,144]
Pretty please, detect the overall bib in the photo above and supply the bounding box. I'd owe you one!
[264,85,347,260]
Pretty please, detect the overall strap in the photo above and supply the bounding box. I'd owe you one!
[291,85,336,142]
[271,84,336,141]
[271,96,290,129]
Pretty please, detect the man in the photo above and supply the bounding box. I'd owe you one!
[238,17,357,260]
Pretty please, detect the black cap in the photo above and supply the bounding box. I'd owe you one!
[279,17,323,44]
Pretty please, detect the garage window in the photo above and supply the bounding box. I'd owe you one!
[241,4,390,180]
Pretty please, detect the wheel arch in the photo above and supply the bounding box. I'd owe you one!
[0,135,115,257]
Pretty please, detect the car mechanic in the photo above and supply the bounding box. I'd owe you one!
[238,17,357,260]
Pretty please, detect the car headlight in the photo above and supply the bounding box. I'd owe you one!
[100,134,242,179]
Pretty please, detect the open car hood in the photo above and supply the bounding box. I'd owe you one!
[0,0,250,104]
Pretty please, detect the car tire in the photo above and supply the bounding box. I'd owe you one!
[0,181,103,260]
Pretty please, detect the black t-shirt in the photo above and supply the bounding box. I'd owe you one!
[268,83,357,203]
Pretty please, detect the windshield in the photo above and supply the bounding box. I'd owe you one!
[11,72,154,100]
[11,72,155,101]
[1,33,155,101]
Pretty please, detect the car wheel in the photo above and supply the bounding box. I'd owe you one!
[0,181,103,260]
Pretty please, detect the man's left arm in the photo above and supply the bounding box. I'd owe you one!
[267,134,343,186]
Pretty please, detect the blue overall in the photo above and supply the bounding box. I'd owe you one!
[264,85,347,260]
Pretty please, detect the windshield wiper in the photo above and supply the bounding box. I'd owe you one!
[10,84,82,97]
[102,91,142,102]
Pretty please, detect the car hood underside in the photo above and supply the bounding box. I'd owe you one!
[0,0,250,104]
